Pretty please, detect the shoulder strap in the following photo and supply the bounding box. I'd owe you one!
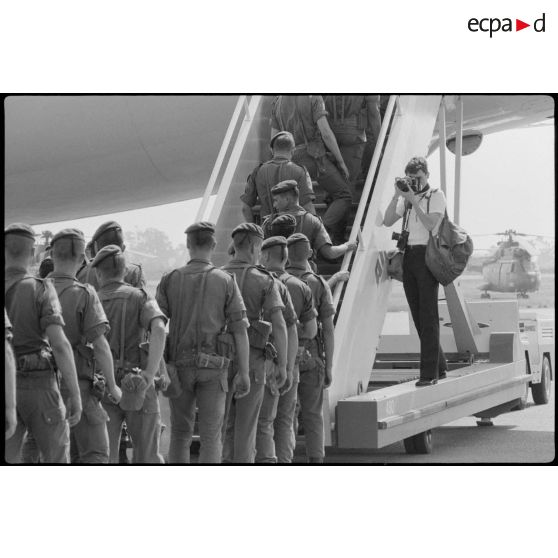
[294,96,309,147]
[118,297,128,369]
[238,264,254,294]
[194,268,214,353]
[4,274,32,296]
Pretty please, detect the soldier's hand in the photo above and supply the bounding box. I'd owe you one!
[324,370,333,389]
[67,395,82,427]
[345,240,358,253]
[109,385,122,404]
[159,371,171,392]
[280,370,293,395]
[339,161,350,182]
[5,408,17,440]
[232,373,250,399]
[334,270,350,284]
[275,365,287,390]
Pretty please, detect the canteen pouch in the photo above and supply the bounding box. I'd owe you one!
[162,362,183,399]
[247,319,272,350]
[296,345,315,372]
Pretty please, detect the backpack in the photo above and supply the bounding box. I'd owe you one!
[425,192,474,286]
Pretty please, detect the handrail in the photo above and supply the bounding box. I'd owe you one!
[208,95,262,224]
[332,95,398,310]
[196,95,248,222]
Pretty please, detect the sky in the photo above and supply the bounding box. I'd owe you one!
[33,123,555,250]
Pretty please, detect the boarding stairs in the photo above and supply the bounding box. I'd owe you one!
[199,95,531,453]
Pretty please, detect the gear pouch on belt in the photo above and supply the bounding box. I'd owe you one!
[297,345,316,372]
[90,372,106,401]
[216,331,236,360]
[247,319,272,350]
[162,362,183,399]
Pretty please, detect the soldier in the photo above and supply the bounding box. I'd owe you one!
[222,223,288,463]
[5,309,17,441]
[5,223,82,463]
[241,130,315,223]
[77,221,145,290]
[93,245,167,463]
[286,233,335,463]
[156,222,251,464]
[257,236,318,463]
[263,180,357,261]
[270,95,353,245]
[49,228,122,463]
[255,236,299,463]
[324,95,381,187]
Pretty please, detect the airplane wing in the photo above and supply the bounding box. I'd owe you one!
[5,95,238,224]
[5,94,554,225]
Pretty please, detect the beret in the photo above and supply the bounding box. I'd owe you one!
[92,221,122,242]
[231,222,264,239]
[270,214,297,228]
[4,223,36,241]
[262,236,287,250]
[271,180,299,196]
[270,130,295,149]
[51,228,85,244]
[185,221,216,235]
[286,233,310,247]
[91,244,123,268]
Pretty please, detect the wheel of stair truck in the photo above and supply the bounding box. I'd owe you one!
[531,355,552,405]
[403,430,433,454]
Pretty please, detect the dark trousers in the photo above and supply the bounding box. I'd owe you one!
[403,245,447,380]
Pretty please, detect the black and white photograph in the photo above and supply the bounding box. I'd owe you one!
[1,3,556,557]
[4,94,554,465]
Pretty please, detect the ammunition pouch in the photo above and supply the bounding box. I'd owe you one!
[297,342,325,374]
[247,319,272,350]
[115,364,141,386]
[216,331,236,360]
[264,341,278,363]
[16,348,55,372]
[74,343,96,380]
[195,352,230,370]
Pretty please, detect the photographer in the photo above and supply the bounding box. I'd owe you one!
[383,157,448,386]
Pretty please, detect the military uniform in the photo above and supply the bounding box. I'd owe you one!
[77,220,145,290]
[242,133,315,220]
[49,229,112,463]
[156,222,248,463]
[271,95,352,239]
[324,95,381,184]
[262,181,332,258]
[255,237,298,463]
[221,224,285,463]
[93,246,167,464]
[4,223,70,464]
[286,234,335,462]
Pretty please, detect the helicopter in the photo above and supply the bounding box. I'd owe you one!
[475,230,548,299]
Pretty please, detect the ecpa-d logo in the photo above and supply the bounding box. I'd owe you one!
[468,12,546,37]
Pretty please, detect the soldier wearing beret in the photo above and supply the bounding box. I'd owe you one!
[5,223,82,463]
[241,131,316,223]
[286,233,336,463]
[46,228,122,463]
[5,309,17,441]
[93,245,167,463]
[270,95,353,245]
[221,223,288,463]
[262,180,357,262]
[77,220,145,290]
[156,222,250,463]
[256,236,318,463]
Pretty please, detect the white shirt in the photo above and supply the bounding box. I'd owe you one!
[395,187,446,245]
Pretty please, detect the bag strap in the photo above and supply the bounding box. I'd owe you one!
[118,296,128,370]
[194,269,213,353]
